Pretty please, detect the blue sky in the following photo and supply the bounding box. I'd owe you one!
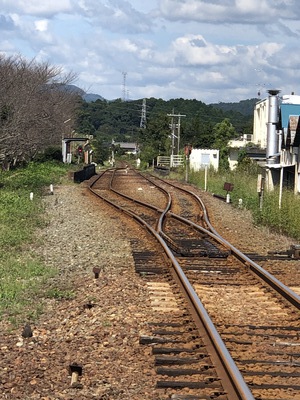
[1,0,300,103]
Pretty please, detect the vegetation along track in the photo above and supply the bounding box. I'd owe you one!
[89,167,300,400]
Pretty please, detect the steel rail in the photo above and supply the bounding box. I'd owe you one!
[146,173,300,310]
[92,169,300,309]
[109,168,171,213]
[88,170,255,399]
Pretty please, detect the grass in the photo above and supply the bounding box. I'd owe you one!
[44,287,75,300]
[0,161,73,325]
[178,166,300,241]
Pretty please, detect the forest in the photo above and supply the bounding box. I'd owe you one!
[76,96,256,167]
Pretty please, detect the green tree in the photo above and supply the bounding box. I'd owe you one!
[91,136,109,165]
[212,118,236,148]
[139,113,170,164]
[183,115,214,148]
[76,103,96,135]
[212,118,237,171]
[236,146,260,174]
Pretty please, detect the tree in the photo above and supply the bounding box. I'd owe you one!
[91,136,109,165]
[138,113,170,164]
[212,118,237,171]
[183,115,214,148]
[0,55,79,169]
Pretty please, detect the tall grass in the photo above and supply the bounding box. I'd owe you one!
[0,161,70,324]
[256,189,300,239]
[171,166,300,241]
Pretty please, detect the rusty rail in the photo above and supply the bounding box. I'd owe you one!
[88,169,255,399]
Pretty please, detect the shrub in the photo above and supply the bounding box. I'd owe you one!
[35,146,63,162]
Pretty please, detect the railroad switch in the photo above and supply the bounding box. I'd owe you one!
[290,244,300,259]
[268,244,300,259]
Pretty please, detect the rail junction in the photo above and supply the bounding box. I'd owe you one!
[88,166,300,400]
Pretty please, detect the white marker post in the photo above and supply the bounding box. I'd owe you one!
[204,165,208,191]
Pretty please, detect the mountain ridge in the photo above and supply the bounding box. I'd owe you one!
[67,84,259,116]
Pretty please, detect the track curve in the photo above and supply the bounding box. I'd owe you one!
[88,167,300,400]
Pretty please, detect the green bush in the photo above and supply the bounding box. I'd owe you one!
[35,146,63,162]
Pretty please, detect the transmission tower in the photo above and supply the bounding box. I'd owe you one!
[122,71,127,101]
[140,98,147,128]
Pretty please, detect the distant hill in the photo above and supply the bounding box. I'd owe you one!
[61,85,105,102]
[76,96,254,149]
[83,93,105,102]
[210,98,259,116]
[62,84,85,96]
[65,84,258,111]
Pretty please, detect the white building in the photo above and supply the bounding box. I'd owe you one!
[189,149,219,171]
[253,99,269,149]
[156,149,219,171]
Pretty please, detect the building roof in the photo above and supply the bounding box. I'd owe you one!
[281,103,300,129]
[113,142,137,149]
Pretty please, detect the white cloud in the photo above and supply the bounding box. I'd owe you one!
[74,0,153,33]
[0,0,72,16]
[170,35,237,66]
[34,19,48,32]
[0,0,300,103]
[157,0,300,25]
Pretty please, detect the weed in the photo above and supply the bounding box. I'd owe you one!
[0,161,72,326]
[186,168,300,241]
[45,288,75,300]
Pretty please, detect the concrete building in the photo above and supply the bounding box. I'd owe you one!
[252,90,300,193]
[227,90,300,194]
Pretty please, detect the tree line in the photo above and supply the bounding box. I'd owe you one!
[0,55,79,170]
[77,97,254,169]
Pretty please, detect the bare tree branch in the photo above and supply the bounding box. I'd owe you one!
[0,55,80,169]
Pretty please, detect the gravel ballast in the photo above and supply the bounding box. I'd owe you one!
[0,178,296,400]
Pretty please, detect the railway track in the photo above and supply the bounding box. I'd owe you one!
[88,167,300,400]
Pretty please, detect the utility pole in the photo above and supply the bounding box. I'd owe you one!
[177,114,185,154]
[168,108,175,159]
[167,112,186,155]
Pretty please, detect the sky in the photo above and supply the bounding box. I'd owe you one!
[1,0,300,104]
